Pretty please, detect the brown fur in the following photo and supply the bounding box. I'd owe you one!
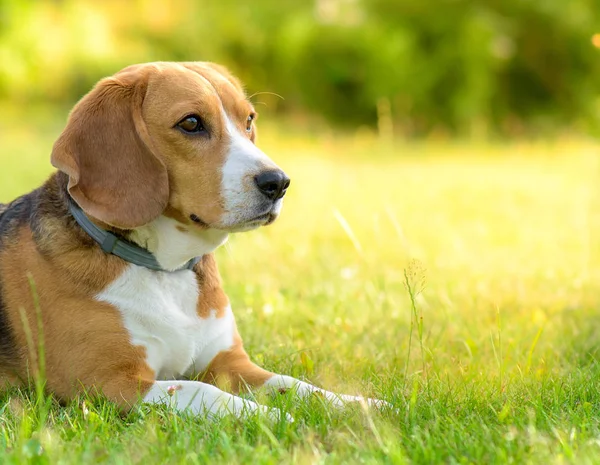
[52,62,258,230]
[51,68,169,230]
[194,254,229,318]
[0,62,275,410]
[191,255,272,391]
[200,333,273,393]
[0,174,154,407]
[163,205,193,226]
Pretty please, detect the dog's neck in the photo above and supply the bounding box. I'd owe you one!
[53,173,228,272]
[128,216,229,272]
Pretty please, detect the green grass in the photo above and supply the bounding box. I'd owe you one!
[1,110,600,463]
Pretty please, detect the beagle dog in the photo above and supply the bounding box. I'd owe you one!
[0,62,386,419]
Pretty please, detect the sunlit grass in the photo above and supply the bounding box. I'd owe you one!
[1,111,600,463]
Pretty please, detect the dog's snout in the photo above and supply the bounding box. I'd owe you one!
[254,170,290,201]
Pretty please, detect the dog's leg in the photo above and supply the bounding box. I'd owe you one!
[200,335,278,392]
[143,380,291,420]
[262,374,391,409]
[203,341,391,410]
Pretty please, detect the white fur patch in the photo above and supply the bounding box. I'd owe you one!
[129,215,229,271]
[96,264,235,379]
[143,380,291,420]
[220,112,283,228]
[264,374,392,409]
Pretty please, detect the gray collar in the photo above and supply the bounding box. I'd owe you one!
[68,199,200,272]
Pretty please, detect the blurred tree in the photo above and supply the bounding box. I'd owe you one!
[0,0,599,137]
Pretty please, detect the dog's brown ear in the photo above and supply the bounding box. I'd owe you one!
[51,67,169,229]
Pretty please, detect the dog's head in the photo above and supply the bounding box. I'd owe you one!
[51,62,289,233]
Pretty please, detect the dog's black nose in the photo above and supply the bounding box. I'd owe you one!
[254,170,291,200]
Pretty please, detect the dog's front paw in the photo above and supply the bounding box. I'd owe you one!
[264,375,394,413]
[355,396,395,411]
[212,393,293,422]
[325,393,394,411]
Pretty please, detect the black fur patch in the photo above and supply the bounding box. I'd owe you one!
[0,194,36,243]
[0,204,11,363]
[0,284,16,366]
[0,196,36,366]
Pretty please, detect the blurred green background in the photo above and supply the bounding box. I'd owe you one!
[1,0,599,138]
[2,2,600,462]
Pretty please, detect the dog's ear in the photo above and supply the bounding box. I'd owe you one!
[51,66,169,229]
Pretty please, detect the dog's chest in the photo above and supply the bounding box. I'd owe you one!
[96,265,234,379]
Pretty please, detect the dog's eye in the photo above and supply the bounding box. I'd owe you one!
[246,114,255,133]
[177,115,205,134]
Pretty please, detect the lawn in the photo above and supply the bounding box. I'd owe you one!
[1,110,600,463]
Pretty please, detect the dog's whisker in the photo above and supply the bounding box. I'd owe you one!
[248,91,285,101]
